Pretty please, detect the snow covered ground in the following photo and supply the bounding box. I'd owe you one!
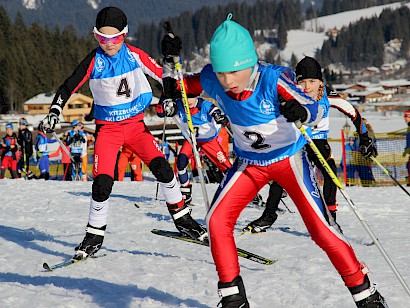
[1,179,409,307]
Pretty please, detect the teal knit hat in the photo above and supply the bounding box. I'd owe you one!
[210,13,258,73]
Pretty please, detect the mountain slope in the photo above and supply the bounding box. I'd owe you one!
[1,0,257,36]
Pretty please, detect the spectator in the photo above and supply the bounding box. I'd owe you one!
[356,118,376,187]
[79,123,94,181]
[1,123,19,179]
[17,118,34,179]
[49,134,72,181]
[66,120,86,181]
[34,125,57,180]
[344,137,358,186]
[117,146,143,181]
[403,110,410,186]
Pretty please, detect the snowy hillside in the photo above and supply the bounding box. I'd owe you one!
[1,180,410,307]
[281,1,410,62]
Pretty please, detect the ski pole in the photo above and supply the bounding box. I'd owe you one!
[156,115,167,201]
[164,22,210,210]
[51,132,75,163]
[296,120,410,297]
[370,156,410,197]
[280,199,295,214]
[172,115,210,185]
[225,125,234,138]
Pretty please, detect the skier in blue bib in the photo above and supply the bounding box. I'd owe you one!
[161,13,386,308]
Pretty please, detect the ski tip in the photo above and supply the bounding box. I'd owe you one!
[265,259,277,266]
[43,262,52,271]
[134,203,140,208]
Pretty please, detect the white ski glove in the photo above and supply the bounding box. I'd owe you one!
[163,99,177,117]
[39,111,60,133]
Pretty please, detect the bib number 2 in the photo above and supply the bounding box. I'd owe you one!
[243,131,270,150]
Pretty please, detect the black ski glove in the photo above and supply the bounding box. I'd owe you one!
[279,99,308,123]
[162,77,181,100]
[211,109,229,126]
[161,33,182,58]
[359,133,377,158]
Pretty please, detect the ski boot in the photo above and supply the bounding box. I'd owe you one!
[26,170,35,180]
[242,210,278,233]
[180,183,192,205]
[218,276,249,308]
[73,224,106,260]
[251,193,264,207]
[168,203,208,242]
[349,275,388,308]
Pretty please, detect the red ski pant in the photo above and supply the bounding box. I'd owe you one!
[179,138,232,172]
[93,118,163,178]
[206,149,364,288]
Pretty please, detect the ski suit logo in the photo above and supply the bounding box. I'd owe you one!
[56,95,64,107]
[233,58,253,67]
[95,57,105,72]
[127,49,135,62]
[216,151,226,163]
[94,154,99,173]
[309,164,321,199]
[259,99,275,115]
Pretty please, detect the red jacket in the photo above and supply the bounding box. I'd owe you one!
[49,142,71,164]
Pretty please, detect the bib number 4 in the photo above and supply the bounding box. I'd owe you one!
[117,78,131,98]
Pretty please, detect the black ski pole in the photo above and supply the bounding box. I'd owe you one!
[280,199,295,214]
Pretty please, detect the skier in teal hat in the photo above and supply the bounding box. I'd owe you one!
[160,13,387,308]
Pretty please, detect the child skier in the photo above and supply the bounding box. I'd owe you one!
[156,95,231,204]
[161,14,386,308]
[244,56,378,233]
[39,6,207,260]
[0,123,19,179]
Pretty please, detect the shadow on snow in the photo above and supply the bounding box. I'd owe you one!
[0,273,211,308]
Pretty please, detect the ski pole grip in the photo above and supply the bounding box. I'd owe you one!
[163,21,172,34]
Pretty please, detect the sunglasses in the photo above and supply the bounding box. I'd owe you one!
[93,26,127,45]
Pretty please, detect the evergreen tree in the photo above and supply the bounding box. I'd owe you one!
[276,12,288,50]
[290,53,298,70]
